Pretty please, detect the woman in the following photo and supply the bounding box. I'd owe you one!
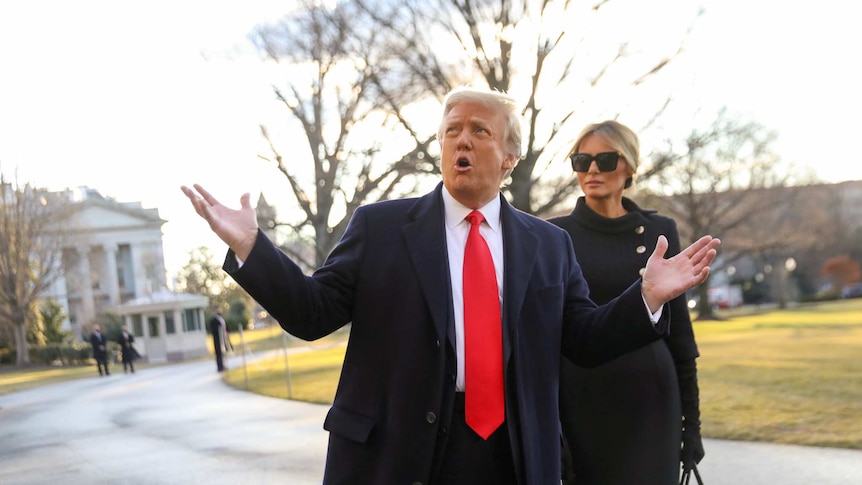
[117,324,138,373]
[548,120,704,484]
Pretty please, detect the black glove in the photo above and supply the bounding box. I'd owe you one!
[681,418,705,471]
[677,358,705,470]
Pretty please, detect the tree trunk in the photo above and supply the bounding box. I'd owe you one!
[13,323,30,367]
[696,283,717,320]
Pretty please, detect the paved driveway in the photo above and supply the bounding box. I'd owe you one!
[1,356,860,484]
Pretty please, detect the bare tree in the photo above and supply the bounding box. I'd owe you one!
[634,111,814,317]
[0,173,70,366]
[249,0,700,266]
[175,246,254,327]
[251,0,443,269]
[758,181,862,301]
[370,0,702,215]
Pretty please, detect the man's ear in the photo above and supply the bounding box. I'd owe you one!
[502,153,518,171]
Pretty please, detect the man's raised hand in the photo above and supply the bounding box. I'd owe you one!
[181,184,259,261]
[641,235,720,313]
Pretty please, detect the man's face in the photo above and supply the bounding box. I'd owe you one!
[440,100,516,209]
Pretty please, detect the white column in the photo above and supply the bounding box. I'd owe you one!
[78,246,95,325]
[104,244,120,306]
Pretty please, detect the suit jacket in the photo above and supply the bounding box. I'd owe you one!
[89,332,107,360]
[225,183,668,485]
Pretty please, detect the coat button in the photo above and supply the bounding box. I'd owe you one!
[436,339,440,348]
[448,374,456,383]
[426,412,437,424]
[636,245,646,254]
[639,267,646,276]
[438,427,448,436]
[635,225,645,234]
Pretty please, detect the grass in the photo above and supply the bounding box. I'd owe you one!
[3,301,861,450]
[695,299,862,449]
[224,346,346,404]
[0,361,163,394]
[221,324,350,403]
[214,323,351,355]
[0,365,99,394]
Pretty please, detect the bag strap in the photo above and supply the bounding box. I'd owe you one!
[680,463,703,485]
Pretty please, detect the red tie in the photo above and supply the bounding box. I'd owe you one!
[463,210,504,439]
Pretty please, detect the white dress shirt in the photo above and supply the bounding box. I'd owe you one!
[441,188,504,392]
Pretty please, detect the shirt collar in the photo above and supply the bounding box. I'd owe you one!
[441,186,502,234]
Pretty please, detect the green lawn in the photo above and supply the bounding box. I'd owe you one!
[224,345,346,404]
[0,361,165,394]
[3,300,861,450]
[695,299,862,449]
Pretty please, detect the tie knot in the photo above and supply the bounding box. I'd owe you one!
[466,210,485,226]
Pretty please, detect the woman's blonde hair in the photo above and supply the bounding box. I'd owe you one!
[571,120,640,188]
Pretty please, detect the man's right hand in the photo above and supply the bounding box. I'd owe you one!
[181,184,259,261]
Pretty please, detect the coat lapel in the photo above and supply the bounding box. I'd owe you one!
[500,198,540,364]
[400,188,542,356]
[402,184,452,344]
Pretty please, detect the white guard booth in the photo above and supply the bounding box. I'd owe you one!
[115,290,209,363]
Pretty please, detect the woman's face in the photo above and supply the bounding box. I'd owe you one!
[574,133,633,200]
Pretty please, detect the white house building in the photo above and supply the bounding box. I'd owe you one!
[43,187,208,361]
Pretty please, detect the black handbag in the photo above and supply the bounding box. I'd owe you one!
[680,463,703,485]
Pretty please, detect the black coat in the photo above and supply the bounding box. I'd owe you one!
[117,331,137,362]
[226,184,669,484]
[89,332,107,360]
[548,197,700,484]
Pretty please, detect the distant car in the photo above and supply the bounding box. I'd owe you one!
[842,283,862,299]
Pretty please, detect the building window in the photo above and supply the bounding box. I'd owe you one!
[116,244,133,293]
[148,316,160,337]
[165,311,176,334]
[132,315,143,337]
[89,247,102,290]
[182,308,200,332]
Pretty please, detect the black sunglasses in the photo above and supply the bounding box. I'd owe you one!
[570,152,621,173]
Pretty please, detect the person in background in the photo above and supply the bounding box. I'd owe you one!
[117,324,138,373]
[548,120,705,484]
[89,324,110,377]
[181,86,719,484]
[223,323,234,353]
[209,309,226,372]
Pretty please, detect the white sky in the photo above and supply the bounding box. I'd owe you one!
[1,0,861,280]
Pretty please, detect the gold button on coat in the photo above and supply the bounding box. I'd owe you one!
[635,225,645,234]
[636,245,646,254]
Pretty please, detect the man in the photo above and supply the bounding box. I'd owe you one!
[89,324,109,376]
[182,86,719,484]
[209,309,226,372]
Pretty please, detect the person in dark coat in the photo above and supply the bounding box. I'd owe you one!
[209,309,226,372]
[548,120,705,484]
[181,86,719,484]
[89,324,110,376]
[117,324,138,373]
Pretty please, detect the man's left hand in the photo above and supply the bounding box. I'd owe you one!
[641,235,720,313]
